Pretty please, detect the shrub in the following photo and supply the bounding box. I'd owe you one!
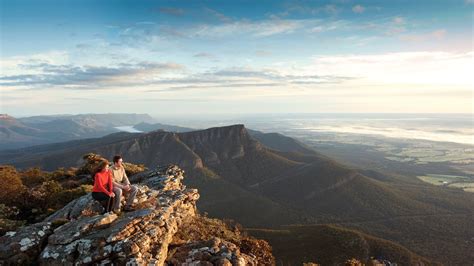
[76,153,107,176]
[240,237,275,265]
[76,153,147,177]
[20,167,48,187]
[123,162,147,176]
[62,179,81,189]
[50,185,90,209]
[0,165,25,205]
[0,204,24,235]
[50,167,77,181]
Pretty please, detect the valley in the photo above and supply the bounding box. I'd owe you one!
[1,123,473,264]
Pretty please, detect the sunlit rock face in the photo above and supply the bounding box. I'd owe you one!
[1,165,201,265]
[0,164,266,265]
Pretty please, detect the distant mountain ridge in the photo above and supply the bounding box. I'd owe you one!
[17,113,155,126]
[1,124,473,264]
[133,122,195,133]
[0,113,183,150]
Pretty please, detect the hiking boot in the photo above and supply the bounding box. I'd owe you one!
[123,206,135,212]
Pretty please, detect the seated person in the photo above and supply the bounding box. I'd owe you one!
[91,160,115,213]
[111,155,137,212]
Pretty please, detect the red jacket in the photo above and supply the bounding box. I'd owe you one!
[93,170,114,196]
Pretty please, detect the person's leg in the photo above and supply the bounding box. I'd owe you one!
[112,187,123,212]
[124,185,138,208]
[92,192,112,214]
[107,196,114,213]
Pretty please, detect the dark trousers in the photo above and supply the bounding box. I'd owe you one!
[92,192,114,213]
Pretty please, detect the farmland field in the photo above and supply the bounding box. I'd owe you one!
[417,174,474,192]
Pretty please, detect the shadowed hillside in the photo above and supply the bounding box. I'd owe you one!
[247,224,434,265]
[1,124,473,264]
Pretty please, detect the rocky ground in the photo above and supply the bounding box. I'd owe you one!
[0,165,270,265]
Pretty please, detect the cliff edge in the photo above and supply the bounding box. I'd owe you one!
[0,165,274,265]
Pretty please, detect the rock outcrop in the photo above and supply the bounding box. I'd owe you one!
[168,237,260,265]
[0,165,264,265]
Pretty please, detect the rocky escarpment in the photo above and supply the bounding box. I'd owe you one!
[0,165,266,265]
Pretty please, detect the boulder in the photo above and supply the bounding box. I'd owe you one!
[0,222,53,265]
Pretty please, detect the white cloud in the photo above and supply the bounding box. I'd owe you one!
[0,59,184,89]
[322,5,339,15]
[192,19,304,37]
[0,51,69,76]
[352,5,365,13]
[307,51,473,86]
[393,16,405,24]
[400,29,447,42]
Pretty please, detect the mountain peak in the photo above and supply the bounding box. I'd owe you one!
[177,124,259,164]
[0,114,20,126]
[0,114,14,119]
[197,124,246,135]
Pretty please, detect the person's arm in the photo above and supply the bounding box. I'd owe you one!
[108,171,114,195]
[122,167,131,186]
[113,181,124,189]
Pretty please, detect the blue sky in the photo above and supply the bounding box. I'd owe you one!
[1,0,472,116]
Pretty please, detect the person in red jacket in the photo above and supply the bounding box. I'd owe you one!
[92,160,115,213]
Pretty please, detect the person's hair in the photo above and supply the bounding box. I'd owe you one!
[94,160,109,175]
[113,155,122,164]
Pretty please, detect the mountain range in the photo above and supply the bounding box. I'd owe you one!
[0,113,156,150]
[1,124,473,264]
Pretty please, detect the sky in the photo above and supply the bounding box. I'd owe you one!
[0,0,473,117]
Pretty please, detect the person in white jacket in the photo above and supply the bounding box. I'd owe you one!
[111,155,137,213]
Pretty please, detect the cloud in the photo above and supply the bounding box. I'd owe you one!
[309,20,350,33]
[382,16,407,35]
[155,7,184,16]
[191,19,304,37]
[193,52,214,58]
[393,16,405,24]
[308,51,473,85]
[255,50,272,57]
[203,7,232,23]
[0,53,354,93]
[0,62,183,89]
[322,5,339,15]
[400,29,447,42]
[352,5,365,13]
[110,17,309,44]
[148,82,280,92]
[285,4,341,15]
[143,67,356,93]
[134,98,211,103]
[188,18,352,38]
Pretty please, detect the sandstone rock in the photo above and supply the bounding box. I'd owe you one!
[0,165,268,265]
[167,237,260,265]
[44,194,104,222]
[215,258,232,266]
